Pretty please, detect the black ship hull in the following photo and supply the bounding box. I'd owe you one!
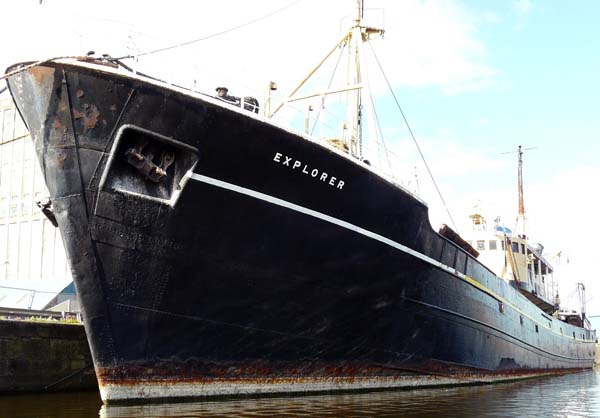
[6,59,596,402]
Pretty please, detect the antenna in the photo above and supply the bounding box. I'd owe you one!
[518,146,524,219]
[500,145,536,238]
[577,283,586,322]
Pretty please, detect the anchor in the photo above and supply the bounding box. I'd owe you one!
[125,139,175,183]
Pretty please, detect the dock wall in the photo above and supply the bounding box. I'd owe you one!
[0,320,97,393]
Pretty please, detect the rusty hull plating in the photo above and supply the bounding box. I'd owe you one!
[5,59,596,403]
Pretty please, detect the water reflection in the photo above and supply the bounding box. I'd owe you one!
[0,390,101,418]
[100,370,600,418]
[1,369,598,417]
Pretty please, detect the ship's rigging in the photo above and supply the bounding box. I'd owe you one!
[0,1,461,230]
[108,0,459,231]
[4,0,596,403]
[264,0,458,230]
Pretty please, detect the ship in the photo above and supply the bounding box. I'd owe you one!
[3,1,596,403]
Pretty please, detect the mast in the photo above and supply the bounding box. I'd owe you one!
[577,283,587,324]
[346,0,383,159]
[269,0,383,160]
[355,0,363,24]
[346,7,363,157]
[517,145,526,238]
[515,145,536,238]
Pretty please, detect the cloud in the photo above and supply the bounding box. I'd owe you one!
[2,0,595,317]
[513,0,533,16]
[441,76,499,95]
[367,0,501,94]
[385,135,600,316]
[369,137,512,230]
[411,145,599,315]
[379,136,508,184]
[524,167,600,314]
[1,0,500,100]
[440,163,600,316]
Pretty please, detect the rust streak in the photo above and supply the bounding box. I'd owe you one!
[56,151,67,170]
[52,117,64,131]
[96,362,591,386]
[72,104,100,130]
[97,368,588,388]
[29,66,54,85]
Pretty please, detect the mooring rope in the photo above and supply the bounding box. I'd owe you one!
[43,362,94,391]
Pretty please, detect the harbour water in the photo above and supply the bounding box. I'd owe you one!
[2,369,598,417]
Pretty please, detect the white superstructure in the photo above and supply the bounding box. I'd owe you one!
[464,212,557,313]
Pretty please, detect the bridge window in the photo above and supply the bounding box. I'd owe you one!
[535,325,539,333]
[512,242,519,253]
[489,240,497,250]
[477,240,485,251]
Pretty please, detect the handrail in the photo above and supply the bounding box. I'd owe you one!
[0,284,72,294]
[0,285,75,310]
[0,306,65,319]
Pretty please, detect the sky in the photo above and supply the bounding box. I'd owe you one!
[1,0,599,317]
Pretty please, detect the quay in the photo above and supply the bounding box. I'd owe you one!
[0,316,97,393]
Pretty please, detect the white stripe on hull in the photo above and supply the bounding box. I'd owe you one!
[190,173,457,277]
[189,173,596,345]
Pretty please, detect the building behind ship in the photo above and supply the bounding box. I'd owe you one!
[0,92,73,311]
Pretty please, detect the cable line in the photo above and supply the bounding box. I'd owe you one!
[0,56,81,82]
[310,41,346,136]
[368,42,458,232]
[367,87,394,176]
[117,0,305,60]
